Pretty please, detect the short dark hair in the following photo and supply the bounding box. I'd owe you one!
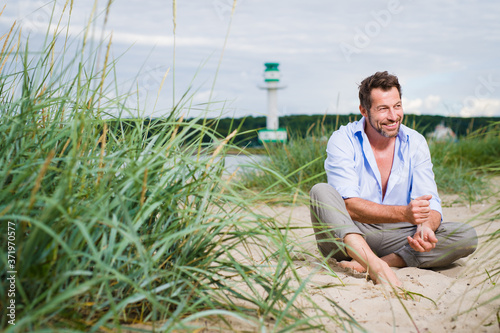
[358,71,402,112]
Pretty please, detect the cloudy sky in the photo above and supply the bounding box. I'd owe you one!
[3,0,500,119]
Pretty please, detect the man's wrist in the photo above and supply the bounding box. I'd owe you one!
[422,215,440,231]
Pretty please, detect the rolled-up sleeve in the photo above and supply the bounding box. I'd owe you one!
[325,129,360,199]
[410,135,443,220]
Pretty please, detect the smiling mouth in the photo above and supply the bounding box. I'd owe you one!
[383,122,399,128]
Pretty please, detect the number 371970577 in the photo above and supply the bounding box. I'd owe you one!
[7,222,16,265]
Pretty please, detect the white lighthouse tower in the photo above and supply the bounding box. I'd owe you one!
[258,63,287,143]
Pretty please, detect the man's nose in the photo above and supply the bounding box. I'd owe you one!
[387,107,397,119]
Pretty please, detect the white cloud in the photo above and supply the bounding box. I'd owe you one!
[8,18,221,48]
[459,98,500,117]
[3,1,500,118]
[424,95,441,110]
[402,97,423,115]
[402,95,443,115]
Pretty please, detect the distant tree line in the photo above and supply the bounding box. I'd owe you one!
[108,114,500,148]
[194,114,500,147]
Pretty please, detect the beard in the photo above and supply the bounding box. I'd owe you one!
[367,114,402,138]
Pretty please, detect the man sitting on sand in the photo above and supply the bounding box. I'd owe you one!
[309,71,478,286]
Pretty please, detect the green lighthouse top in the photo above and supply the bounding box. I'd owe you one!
[264,62,280,82]
[265,63,280,71]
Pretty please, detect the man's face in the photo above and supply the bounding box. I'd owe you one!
[361,87,403,139]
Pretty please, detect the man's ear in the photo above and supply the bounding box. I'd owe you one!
[359,105,368,118]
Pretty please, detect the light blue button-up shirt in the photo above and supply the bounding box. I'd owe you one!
[325,117,442,219]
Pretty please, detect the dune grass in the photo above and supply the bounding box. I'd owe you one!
[1,3,499,332]
[429,125,500,204]
[238,121,330,203]
[0,3,370,332]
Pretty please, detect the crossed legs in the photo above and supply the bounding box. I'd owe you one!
[309,183,478,285]
[340,233,402,286]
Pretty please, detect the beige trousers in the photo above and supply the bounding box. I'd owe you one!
[309,183,478,268]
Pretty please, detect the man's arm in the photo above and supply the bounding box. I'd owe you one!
[344,195,441,231]
[345,196,441,252]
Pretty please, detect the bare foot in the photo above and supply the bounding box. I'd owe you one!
[340,234,402,287]
[367,260,401,287]
[339,259,401,287]
[338,259,366,273]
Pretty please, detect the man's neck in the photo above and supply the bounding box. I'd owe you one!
[364,122,397,152]
[364,122,397,199]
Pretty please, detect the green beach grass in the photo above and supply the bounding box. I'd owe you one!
[1,2,499,332]
[0,3,365,332]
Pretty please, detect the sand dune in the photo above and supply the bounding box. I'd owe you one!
[125,194,499,332]
[261,195,500,332]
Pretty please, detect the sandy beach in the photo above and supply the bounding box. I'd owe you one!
[247,193,500,333]
[125,192,499,333]
[199,196,498,332]
[275,197,500,332]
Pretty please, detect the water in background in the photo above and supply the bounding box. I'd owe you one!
[223,155,266,174]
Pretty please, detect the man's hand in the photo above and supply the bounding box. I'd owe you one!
[407,225,438,252]
[406,195,433,225]
[344,196,441,229]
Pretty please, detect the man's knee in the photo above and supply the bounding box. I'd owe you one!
[310,183,344,206]
[417,222,479,268]
[459,223,478,255]
[310,183,331,199]
[443,222,478,251]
